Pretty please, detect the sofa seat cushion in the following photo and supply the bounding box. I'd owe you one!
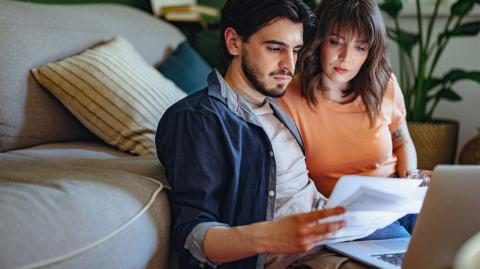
[6,142,131,160]
[7,143,170,186]
[0,153,170,269]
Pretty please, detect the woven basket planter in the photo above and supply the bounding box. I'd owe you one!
[458,132,480,164]
[408,120,459,170]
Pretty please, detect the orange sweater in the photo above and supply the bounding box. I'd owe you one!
[278,75,407,197]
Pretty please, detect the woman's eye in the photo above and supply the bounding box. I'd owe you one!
[356,46,367,52]
[329,39,340,46]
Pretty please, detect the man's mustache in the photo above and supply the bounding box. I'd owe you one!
[270,70,293,77]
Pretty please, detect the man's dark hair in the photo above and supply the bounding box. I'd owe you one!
[219,0,316,68]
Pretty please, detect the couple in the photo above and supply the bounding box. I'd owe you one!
[156,0,417,268]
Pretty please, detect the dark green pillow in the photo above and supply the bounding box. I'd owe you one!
[158,42,212,94]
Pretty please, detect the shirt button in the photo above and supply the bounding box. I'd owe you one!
[269,151,274,157]
[269,190,275,197]
[199,263,205,268]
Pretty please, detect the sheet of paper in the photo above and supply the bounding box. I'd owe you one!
[316,176,427,245]
[336,186,423,212]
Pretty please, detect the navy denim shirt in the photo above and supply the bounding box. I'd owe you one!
[156,71,304,269]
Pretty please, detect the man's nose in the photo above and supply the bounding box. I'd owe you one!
[279,51,295,72]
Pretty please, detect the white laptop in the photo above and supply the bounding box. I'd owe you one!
[327,165,480,269]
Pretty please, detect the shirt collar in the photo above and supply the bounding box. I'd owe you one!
[207,70,260,125]
[206,70,305,152]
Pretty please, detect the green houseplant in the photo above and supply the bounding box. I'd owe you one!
[380,0,480,168]
[380,0,480,121]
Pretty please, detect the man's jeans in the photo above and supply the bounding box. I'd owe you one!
[359,214,418,240]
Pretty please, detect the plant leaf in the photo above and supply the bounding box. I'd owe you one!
[451,0,476,16]
[425,78,443,92]
[443,69,480,83]
[387,28,419,55]
[438,88,462,101]
[200,14,220,24]
[379,0,403,18]
[443,21,480,37]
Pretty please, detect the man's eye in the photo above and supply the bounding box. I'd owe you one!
[268,47,281,52]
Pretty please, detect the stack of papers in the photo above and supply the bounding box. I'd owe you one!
[317,176,427,245]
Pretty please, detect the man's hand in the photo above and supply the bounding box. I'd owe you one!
[204,207,346,263]
[253,207,346,253]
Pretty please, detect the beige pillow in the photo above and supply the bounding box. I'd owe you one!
[31,36,186,156]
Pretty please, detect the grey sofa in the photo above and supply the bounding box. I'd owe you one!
[0,1,185,268]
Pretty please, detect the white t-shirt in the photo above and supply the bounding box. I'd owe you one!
[249,101,326,269]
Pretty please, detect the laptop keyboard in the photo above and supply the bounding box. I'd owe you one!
[371,252,405,266]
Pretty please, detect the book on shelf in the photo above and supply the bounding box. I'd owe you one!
[150,0,220,21]
[150,0,195,16]
[160,5,219,17]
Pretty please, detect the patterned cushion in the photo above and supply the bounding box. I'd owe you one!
[31,36,186,156]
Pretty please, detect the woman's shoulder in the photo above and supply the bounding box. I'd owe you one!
[384,73,403,100]
[277,76,313,118]
[286,76,303,96]
[279,76,304,105]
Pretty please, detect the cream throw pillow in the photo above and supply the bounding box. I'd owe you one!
[31,36,186,156]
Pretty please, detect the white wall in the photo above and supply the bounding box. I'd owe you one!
[383,11,480,161]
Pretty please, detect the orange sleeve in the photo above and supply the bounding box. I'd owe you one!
[389,74,408,147]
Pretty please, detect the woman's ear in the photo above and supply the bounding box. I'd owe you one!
[224,27,241,56]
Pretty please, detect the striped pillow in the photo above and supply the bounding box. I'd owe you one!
[31,36,186,156]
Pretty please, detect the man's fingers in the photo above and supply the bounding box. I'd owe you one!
[299,207,346,223]
[309,220,346,236]
[298,221,347,250]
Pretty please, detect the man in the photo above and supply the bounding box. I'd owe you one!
[156,1,347,268]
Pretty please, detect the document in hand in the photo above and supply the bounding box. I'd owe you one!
[318,176,428,245]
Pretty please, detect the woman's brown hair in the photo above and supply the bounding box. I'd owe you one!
[299,0,391,125]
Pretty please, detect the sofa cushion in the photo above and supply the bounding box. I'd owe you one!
[157,41,212,94]
[6,142,131,160]
[0,153,171,269]
[31,36,186,156]
[6,143,169,186]
[0,1,184,152]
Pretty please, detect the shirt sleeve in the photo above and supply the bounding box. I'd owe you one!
[155,107,232,267]
[185,222,230,268]
[388,74,408,147]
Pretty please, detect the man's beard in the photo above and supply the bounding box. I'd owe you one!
[241,49,292,98]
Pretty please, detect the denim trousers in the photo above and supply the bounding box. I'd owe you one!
[359,214,418,240]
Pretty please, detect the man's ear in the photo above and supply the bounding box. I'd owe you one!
[224,27,242,56]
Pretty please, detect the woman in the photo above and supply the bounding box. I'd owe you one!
[279,0,417,197]
[278,0,418,239]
